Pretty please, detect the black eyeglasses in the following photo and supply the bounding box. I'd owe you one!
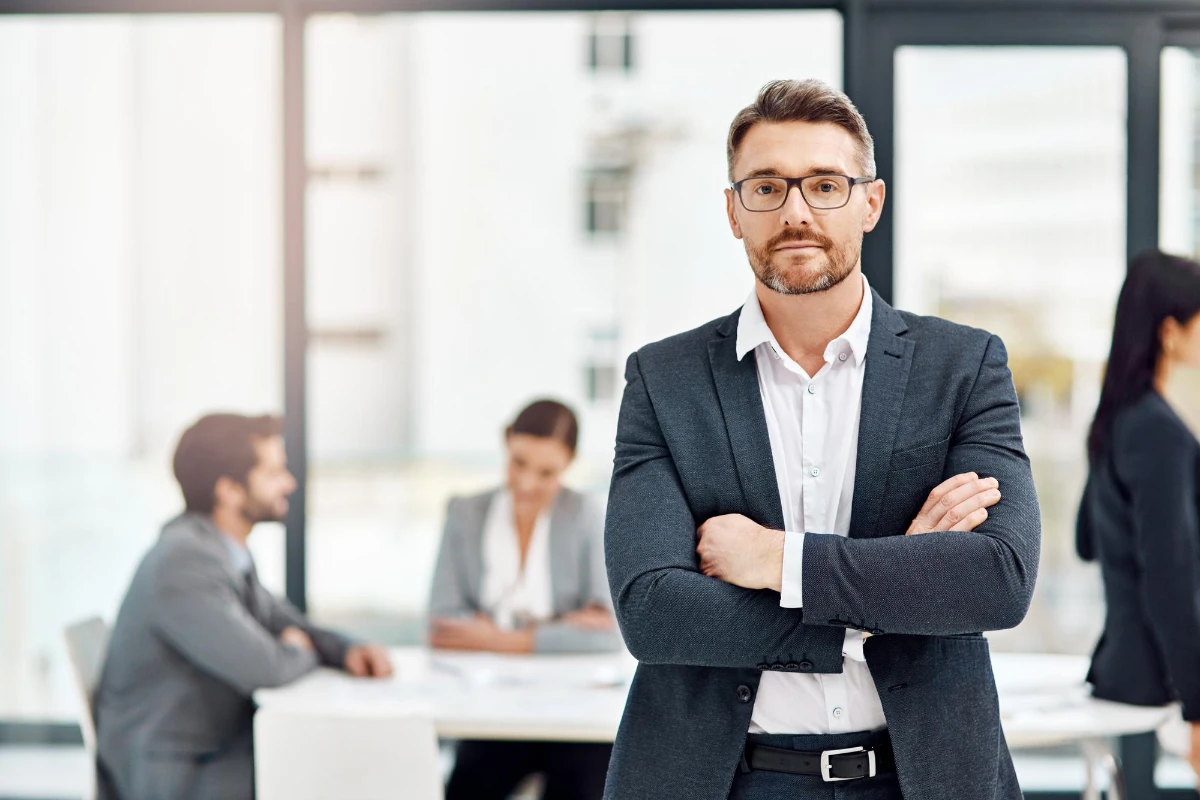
[731,174,876,212]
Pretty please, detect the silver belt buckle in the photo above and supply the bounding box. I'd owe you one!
[820,746,875,782]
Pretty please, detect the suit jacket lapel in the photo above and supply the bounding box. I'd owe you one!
[848,291,914,540]
[708,311,785,531]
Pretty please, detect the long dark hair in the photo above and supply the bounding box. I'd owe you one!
[1087,250,1200,463]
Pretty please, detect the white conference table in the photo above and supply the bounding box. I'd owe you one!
[254,647,1176,797]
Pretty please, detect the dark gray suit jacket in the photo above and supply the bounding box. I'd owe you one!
[95,512,353,800]
[603,290,1041,800]
[429,487,620,653]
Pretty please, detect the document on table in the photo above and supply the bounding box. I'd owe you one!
[428,652,633,690]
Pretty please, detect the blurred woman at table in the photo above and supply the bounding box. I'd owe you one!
[1077,249,1200,782]
[428,398,617,800]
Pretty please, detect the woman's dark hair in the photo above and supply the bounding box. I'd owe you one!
[506,399,579,455]
[1087,250,1200,463]
[173,413,283,513]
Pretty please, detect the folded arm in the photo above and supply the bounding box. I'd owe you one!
[605,351,845,670]
[152,555,318,695]
[798,334,1041,636]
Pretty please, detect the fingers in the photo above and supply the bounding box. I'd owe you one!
[924,476,1000,532]
[948,506,989,532]
[345,649,368,677]
[368,649,394,678]
[916,472,978,520]
[938,482,1000,532]
[280,626,316,652]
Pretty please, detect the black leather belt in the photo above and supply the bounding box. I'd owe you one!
[743,741,895,782]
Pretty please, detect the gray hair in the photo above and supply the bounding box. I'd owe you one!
[726,79,876,181]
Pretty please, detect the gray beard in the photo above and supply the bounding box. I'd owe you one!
[749,246,856,296]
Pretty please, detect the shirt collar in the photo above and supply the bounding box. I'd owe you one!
[735,273,873,368]
[186,511,254,576]
[218,528,254,576]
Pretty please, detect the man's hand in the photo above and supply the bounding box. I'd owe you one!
[696,514,784,591]
[558,605,615,631]
[429,613,535,654]
[344,643,394,678]
[279,625,315,652]
[906,472,1001,536]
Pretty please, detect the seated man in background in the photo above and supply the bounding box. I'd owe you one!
[95,413,393,800]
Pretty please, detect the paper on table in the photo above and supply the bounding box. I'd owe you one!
[429,652,632,690]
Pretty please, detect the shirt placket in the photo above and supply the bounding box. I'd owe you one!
[803,361,843,733]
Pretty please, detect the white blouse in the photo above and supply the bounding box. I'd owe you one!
[480,490,555,630]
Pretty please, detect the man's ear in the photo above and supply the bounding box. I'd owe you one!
[862,179,886,234]
[725,188,744,240]
[213,475,245,508]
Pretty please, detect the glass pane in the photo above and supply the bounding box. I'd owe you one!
[303,10,843,638]
[1157,48,1200,494]
[0,15,281,722]
[896,46,1128,654]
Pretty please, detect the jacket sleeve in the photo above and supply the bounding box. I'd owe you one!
[151,549,318,695]
[799,334,1041,636]
[605,351,845,671]
[258,591,354,669]
[1075,477,1097,563]
[427,497,477,621]
[1114,406,1200,721]
[535,499,621,654]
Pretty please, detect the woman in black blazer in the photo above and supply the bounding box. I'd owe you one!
[1078,250,1200,781]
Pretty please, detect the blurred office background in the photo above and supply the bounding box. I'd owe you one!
[4,0,1200,796]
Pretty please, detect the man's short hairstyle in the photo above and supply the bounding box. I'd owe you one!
[173,413,283,514]
[726,78,876,181]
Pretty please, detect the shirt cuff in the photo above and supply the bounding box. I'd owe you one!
[779,530,805,608]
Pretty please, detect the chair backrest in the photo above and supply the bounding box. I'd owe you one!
[254,710,443,800]
[63,617,111,754]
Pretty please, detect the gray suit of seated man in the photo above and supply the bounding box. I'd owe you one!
[94,413,393,800]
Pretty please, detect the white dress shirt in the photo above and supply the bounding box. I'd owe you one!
[480,490,555,631]
[738,274,888,735]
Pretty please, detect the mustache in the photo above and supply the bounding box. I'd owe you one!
[767,229,832,250]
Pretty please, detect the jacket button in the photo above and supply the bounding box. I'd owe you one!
[769,664,785,671]
[799,660,814,672]
[785,662,800,670]
[756,663,769,670]
[736,685,753,703]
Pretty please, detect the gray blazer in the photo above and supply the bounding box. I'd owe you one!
[604,291,1041,800]
[95,512,352,800]
[428,487,619,653]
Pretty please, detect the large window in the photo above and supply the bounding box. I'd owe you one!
[895,46,1129,655]
[301,10,845,638]
[0,15,282,722]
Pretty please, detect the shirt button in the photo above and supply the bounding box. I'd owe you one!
[810,467,821,478]
[807,383,816,394]
[839,352,848,362]
[833,707,844,719]
[736,685,753,703]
